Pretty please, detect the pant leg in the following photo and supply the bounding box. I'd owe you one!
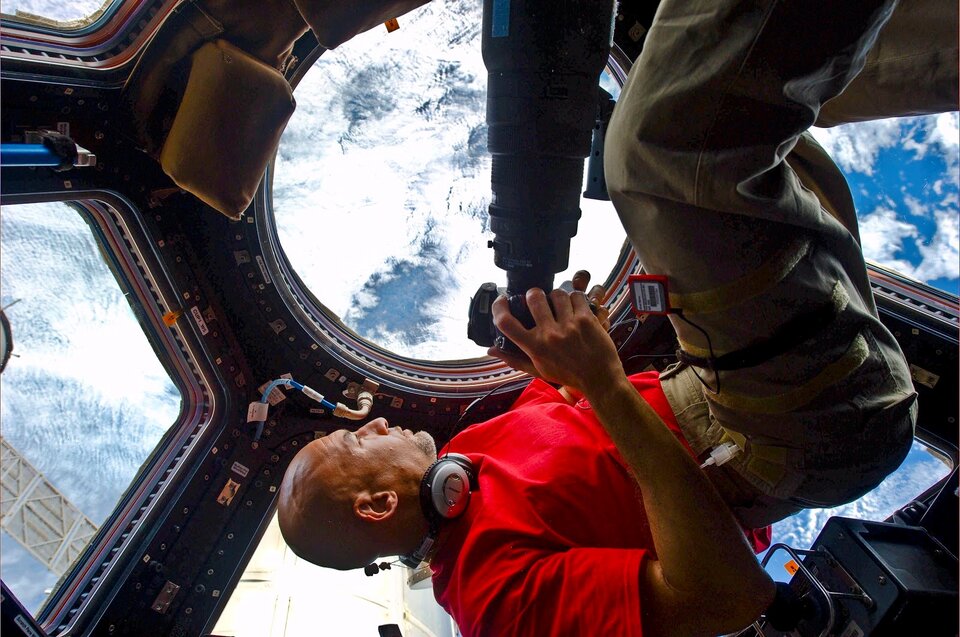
[606,1,918,513]
[660,363,803,528]
[817,0,959,126]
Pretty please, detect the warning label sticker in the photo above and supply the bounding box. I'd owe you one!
[190,306,210,335]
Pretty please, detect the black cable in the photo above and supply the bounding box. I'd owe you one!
[442,379,515,458]
[364,559,403,576]
[672,309,721,395]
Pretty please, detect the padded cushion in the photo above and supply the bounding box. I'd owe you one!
[160,39,296,219]
[293,0,429,49]
[121,2,224,155]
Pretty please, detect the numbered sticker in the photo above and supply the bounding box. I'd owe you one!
[628,275,670,315]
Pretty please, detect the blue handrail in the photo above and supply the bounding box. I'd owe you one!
[1,143,62,167]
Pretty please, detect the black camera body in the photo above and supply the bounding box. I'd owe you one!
[467,282,596,355]
[466,282,529,353]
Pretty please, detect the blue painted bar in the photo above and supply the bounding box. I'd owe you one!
[1,144,61,167]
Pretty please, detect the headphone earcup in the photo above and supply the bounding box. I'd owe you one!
[404,454,477,569]
[420,453,476,521]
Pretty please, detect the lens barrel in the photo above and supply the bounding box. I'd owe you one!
[481,0,616,297]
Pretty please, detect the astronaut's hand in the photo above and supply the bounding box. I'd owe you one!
[488,271,621,396]
[569,269,611,331]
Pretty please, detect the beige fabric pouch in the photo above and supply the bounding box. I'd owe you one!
[160,39,296,219]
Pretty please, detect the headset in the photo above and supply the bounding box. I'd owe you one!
[400,453,476,568]
[384,453,477,570]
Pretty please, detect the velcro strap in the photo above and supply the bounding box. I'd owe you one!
[677,283,850,372]
[709,332,869,415]
[668,238,811,314]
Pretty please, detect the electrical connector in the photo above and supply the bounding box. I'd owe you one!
[700,440,741,469]
[332,390,375,420]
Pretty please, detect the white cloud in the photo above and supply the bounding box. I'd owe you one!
[856,205,959,285]
[810,119,901,176]
[902,194,927,218]
[935,112,960,186]
[274,0,627,360]
[817,113,960,287]
[3,0,104,23]
[932,112,960,146]
[811,113,960,185]
[858,207,919,275]
[913,209,960,282]
[918,112,960,177]
[1,204,180,416]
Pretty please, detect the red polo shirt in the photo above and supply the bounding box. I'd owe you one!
[430,372,770,637]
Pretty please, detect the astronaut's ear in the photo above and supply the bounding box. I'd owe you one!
[354,490,398,522]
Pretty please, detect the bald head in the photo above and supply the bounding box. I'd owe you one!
[278,438,357,568]
[277,420,437,570]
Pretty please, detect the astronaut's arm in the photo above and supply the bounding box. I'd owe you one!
[492,288,775,637]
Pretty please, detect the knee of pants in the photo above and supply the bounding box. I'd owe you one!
[604,89,722,214]
[603,83,685,203]
[603,111,638,200]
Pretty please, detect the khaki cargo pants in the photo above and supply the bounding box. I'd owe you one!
[605,0,958,527]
